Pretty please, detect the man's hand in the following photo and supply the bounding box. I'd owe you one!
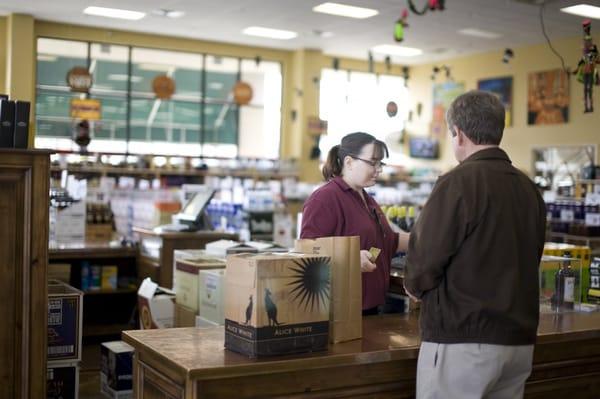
[360,250,377,272]
[403,281,421,302]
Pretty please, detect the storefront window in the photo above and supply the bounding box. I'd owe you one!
[319,68,410,165]
[35,38,282,159]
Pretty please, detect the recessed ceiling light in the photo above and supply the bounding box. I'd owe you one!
[312,29,334,38]
[372,44,423,57]
[458,28,501,39]
[313,2,378,19]
[83,6,145,20]
[151,9,185,18]
[560,4,600,19]
[242,26,298,40]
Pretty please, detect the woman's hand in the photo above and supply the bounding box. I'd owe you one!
[360,250,377,272]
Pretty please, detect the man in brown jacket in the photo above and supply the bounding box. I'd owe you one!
[404,90,546,399]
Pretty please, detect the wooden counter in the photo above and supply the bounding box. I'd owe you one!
[123,312,600,399]
[135,227,237,288]
[49,241,137,260]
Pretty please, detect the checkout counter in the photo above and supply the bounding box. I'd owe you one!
[135,189,237,288]
[123,312,600,398]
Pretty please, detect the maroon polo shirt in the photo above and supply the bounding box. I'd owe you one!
[300,176,399,310]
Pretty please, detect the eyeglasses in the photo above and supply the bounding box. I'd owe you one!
[350,156,386,169]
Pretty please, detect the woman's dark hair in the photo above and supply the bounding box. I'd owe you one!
[322,132,389,181]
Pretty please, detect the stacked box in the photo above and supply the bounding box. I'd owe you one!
[173,252,225,312]
[137,278,176,329]
[100,341,134,399]
[544,243,591,302]
[47,361,79,399]
[198,269,226,326]
[48,280,83,362]
[225,253,331,357]
[174,303,197,327]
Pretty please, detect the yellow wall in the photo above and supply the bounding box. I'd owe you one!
[407,35,600,175]
[0,17,6,94]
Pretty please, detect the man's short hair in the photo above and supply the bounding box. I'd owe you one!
[446,90,505,145]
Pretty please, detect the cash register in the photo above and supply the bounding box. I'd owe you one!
[154,189,215,233]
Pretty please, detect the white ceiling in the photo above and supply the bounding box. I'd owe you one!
[0,0,594,65]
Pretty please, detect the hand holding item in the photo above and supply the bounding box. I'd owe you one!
[360,249,377,272]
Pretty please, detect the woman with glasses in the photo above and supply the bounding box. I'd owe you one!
[300,132,410,315]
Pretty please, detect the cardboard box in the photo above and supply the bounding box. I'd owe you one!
[174,254,226,311]
[47,361,79,399]
[48,280,83,362]
[86,223,113,242]
[175,303,198,327]
[295,236,362,343]
[196,315,220,328]
[101,373,132,399]
[198,269,226,325]
[137,278,175,329]
[204,240,287,257]
[101,341,134,393]
[225,253,331,357]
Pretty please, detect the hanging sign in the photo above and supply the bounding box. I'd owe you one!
[386,101,398,117]
[152,75,176,99]
[66,67,93,93]
[70,98,101,121]
[307,116,328,136]
[233,81,253,105]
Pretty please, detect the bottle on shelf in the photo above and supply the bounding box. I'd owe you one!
[552,252,576,311]
[406,206,416,232]
[396,206,408,232]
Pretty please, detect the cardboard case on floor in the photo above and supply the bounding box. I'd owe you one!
[224,252,331,357]
[294,236,362,343]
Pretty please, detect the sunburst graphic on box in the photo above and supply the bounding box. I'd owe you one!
[287,257,330,311]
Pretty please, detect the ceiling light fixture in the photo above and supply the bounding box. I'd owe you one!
[151,9,185,18]
[313,2,379,19]
[458,28,501,39]
[372,44,423,57]
[560,4,600,19]
[242,26,298,40]
[83,6,145,20]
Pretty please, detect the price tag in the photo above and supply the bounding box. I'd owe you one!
[586,193,600,206]
[560,209,575,222]
[586,213,600,226]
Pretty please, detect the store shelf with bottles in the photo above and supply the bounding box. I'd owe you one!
[49,242,138,341]
[49,150,299,182]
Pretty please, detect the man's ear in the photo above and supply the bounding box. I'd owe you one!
[454,126,466,145]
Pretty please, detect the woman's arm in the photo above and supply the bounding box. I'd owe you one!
[397,230,410,253]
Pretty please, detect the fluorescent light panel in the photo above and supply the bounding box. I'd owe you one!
[83,6,145,20]
[242,26,297,40]
[458,28,501,39]
[313,2,378,19]
[372,44,423,57]
[560,4,600,19]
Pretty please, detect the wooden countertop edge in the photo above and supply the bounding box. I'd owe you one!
[122,331,191,378]
[122,313,600,382]
[49,245,137,259]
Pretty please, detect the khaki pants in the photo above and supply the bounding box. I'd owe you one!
[416,341,534,399]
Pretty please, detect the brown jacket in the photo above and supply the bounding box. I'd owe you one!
[405,147,546,345]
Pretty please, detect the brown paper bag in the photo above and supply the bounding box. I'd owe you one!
[294,236,362,343]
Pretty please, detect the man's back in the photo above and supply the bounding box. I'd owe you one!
[406,147,546,345]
